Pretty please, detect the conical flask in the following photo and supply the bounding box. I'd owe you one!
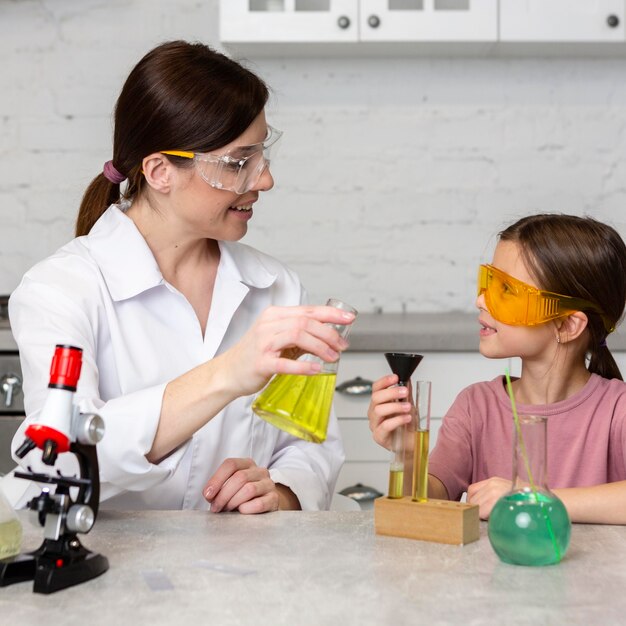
[252,298,358,443]
[488,414,571,566]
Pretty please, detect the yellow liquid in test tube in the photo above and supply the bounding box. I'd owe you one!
[252,372,337,443]
[412,429,429,502]
[388,466,404,499]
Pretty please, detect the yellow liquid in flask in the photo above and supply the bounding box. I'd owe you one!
[252,372,337,443]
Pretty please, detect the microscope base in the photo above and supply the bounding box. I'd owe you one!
[0,536,109,594]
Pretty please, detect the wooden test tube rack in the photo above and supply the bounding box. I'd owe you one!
[374,496,480,546]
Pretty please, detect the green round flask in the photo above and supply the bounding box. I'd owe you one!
[488,414,571,566]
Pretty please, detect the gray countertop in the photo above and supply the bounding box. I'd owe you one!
[2,312,626,353]
[348,312,481,351]
[348,312,626,352]
[2,510,626,625]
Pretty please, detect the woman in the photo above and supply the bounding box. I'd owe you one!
[9,41,352,513]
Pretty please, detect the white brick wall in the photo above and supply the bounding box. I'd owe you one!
[1,0,625,314]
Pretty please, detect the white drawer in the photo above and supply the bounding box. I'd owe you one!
[336,416,445,505]
[338,417,443,462]
[335,351,513,418]
[338,418,388,462]
[335,462,388,498]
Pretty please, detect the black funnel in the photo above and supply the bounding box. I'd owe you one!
[384,352,423,385]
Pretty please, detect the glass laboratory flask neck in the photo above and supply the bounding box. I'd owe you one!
[488,414,571,566]
[311,314,353,374]
[290,298,355,374]
[512,414,548,493]
[252,298,358,444]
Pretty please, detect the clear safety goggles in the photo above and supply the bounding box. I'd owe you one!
[161,125,283,195]
[477,264,614,333]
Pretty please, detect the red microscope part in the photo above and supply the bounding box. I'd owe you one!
[0,344,109,593]
[16,345,83,465]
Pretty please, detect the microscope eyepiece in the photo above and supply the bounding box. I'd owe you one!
[41,439,59,466]
[15,437,36,459]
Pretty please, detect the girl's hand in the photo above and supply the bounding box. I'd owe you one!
[367,374,413,450]
[203,457,295,514]
[467,477,512,519]
[222,305,355,397]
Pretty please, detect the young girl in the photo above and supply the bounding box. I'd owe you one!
[368,214,626,524]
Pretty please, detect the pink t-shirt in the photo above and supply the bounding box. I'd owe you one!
[428,373,626,501]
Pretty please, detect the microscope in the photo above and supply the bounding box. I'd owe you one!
[0,344,109,593]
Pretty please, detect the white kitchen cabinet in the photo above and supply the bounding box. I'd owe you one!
[220,0,359,43]
[499,0,625,43]
[220,0,626,55]
[359,0,497,42]
[220,0,496,50]
[333,350,513,498]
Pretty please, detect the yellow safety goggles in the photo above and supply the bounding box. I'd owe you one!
[477,264,614,333]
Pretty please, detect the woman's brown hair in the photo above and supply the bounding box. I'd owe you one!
[76,40,269,237]
[500,214,626,380]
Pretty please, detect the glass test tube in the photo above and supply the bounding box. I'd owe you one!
[383,352,423,499]
[388,412,406,499]
[411,380,431,503]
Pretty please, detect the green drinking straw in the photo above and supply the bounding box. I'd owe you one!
[504,368,560,561]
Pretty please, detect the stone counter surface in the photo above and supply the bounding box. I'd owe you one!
[2,510,626,625]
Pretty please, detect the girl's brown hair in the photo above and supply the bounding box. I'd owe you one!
[76,40,269,237]
[500,214,626,380]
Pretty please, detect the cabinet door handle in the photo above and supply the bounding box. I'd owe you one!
[337,15,351,29]
[336,376,373,396]
[367,14,381,29]
[1,373,22,408]
[607,14,620,28]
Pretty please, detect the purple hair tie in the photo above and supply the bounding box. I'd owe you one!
[599,338,608,348]
[103,160,126,184]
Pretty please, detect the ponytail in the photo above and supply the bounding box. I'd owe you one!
[588,338,623,381]
[584,306,623,380]
[75,174,121,237]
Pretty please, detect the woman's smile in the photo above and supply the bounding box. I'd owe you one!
[228,201,254,220]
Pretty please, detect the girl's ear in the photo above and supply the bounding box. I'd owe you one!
[141,153,172,193]
[556,311,589,344]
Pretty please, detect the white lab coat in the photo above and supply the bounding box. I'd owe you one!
[9,204,345,511]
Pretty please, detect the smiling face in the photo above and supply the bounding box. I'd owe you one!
[476,240,556,361]
[165,111,275,242]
